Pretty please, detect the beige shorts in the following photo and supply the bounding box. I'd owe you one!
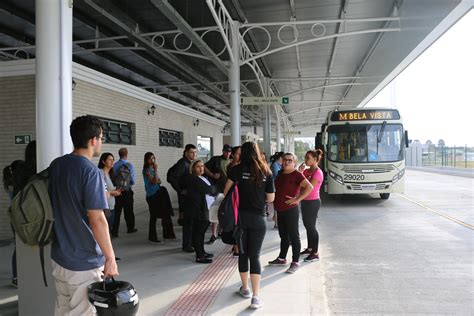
[52,260,103,316]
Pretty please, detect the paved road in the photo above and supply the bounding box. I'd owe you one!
[319,170,473,314]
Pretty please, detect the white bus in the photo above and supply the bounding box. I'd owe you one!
[315,108,409,199]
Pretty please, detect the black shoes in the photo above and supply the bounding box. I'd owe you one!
[196,256,212,264]
[182,246,195,253]
[127,228,138,234]
[177,218,184,226]
[207,235,217,244]
[204,252,214,258]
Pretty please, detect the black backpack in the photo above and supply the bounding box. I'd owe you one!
[116,163,132,190]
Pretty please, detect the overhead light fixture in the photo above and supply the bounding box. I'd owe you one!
[148,104,156,115]
[193,118,200,126]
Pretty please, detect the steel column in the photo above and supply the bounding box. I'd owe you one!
[229,21,241,146]
[262,77,271,158]
[275,104,282,152]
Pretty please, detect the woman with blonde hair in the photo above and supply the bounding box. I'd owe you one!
[269,152,313,274]
[181,159,218,263]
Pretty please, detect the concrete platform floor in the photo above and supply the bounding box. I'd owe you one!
[0,169,472,315]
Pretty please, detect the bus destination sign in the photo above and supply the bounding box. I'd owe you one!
[330,109,400,122]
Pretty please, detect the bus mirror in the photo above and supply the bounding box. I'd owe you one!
[322,132,328,146]
[315,132,322,148]
[405,130,409,148]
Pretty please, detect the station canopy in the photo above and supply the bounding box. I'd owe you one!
[0,0,469,136]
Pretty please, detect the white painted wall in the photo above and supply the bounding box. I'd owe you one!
[0,60,226,240]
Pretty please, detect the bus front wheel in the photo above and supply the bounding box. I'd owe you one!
[380,193,390,200]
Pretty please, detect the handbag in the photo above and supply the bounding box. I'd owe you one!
[209,193,224,223]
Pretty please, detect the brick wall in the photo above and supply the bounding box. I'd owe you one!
[0,75,36,240]
[0,76,223,240]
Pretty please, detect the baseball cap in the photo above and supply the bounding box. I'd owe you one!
[222,144,232,152]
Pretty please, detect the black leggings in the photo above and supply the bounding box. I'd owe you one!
[146,193,174,240]
[301,199,321,253]
[277,206,301,262]
[238,211,267,275]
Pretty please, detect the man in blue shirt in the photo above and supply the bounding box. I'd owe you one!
[50,115,118,315]
[111,147,137,236]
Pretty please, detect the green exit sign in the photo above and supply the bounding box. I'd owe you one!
[282,97,289,105]
[15,135,31,144]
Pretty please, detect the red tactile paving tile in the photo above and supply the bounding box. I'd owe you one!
[164,246,237,316]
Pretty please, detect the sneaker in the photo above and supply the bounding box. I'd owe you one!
[300,248,312,255]
[238,286,251,298]
[286,262,300,274]
[249,296,263,309]
[304,252,320,262]
[149,239,163,244]
[115,257,121,262]
[11,278,18,288]
[233,252,239,257]
[268,258,287,266]
[207,235,217,244]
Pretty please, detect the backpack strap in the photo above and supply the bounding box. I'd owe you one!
[232,182,239,225]
[39,245,48,286]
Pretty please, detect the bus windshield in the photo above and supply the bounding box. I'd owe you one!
[328,124,404,163]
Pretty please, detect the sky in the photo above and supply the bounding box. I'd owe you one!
[365,9,474,146]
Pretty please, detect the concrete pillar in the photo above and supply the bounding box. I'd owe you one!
[275,105,281,152]
[17,0,73,314]
[229,21,241,146]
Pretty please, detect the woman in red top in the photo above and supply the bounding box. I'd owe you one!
[269,152,313,274]
[300,149,324,262]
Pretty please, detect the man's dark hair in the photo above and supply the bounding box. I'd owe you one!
[182,144,196,157]
[70,116,103,149]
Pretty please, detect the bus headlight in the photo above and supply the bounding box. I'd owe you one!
[329,171,344,184]
[392,169,405,184]
[398,169,405,178]
[392,173,399,183]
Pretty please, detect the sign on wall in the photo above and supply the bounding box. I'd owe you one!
[14,135,31,144]
[241,97,289,106]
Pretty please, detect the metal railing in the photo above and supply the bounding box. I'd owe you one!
[421,145,474,169]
